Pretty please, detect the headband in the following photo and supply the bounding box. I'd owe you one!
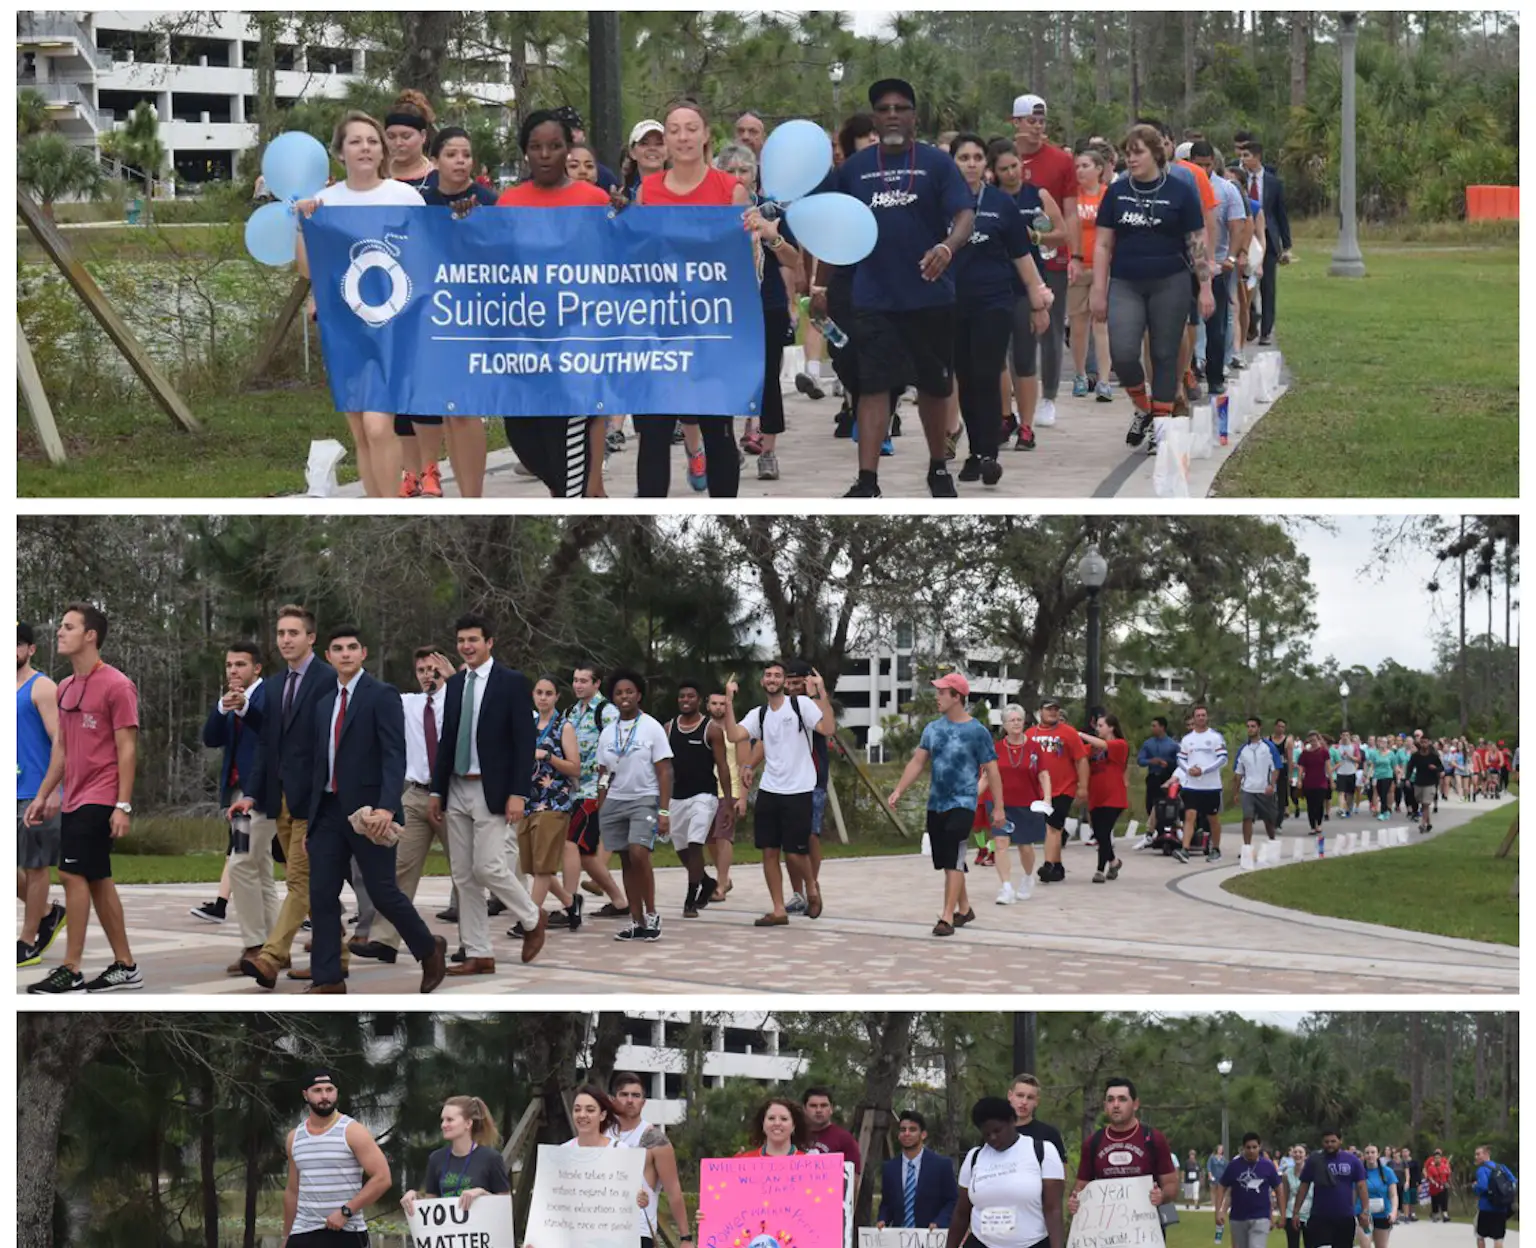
[384,112,429,132]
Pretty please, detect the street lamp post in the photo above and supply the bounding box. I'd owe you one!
[1217,1058,1233,1160]
[1330,12,1366,277]
[1339,681,1351,732]
[829,61,845,124]
[1078,544,1109,709]
[1012,1011,1037,1076]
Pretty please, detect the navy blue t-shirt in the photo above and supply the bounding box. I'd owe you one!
[758,200,798,315]
[421,175,499,211]
[952,184,1031,310]
[595,162,620,194]
[1099,172,1204,282]
[827,141,973,311]
[1008,184,1047,294]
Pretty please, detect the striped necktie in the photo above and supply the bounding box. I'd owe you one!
[904,1154,917,1228]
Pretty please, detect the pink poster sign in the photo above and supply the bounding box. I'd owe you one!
[699,1153,846,1248]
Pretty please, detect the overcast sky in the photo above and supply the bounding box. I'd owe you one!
[1295,518,1516,672]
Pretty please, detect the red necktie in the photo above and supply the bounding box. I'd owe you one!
[1249,173,1259,201]
[331,687,348,793]
[229,713,242,788]
[424,696,438,771]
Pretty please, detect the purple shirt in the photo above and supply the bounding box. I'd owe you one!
[1221,1157,1281,1221]
[1301,1151,1367,1221]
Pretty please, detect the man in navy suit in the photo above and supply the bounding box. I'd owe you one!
[231,605,348,989]
[877,1110,958,1229]
[198,641,273,956]
[301,624,446,994]
[1239,140,1291,345]
[429,612,547,976]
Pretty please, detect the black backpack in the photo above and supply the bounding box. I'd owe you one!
[1310,1152,1338,1188]
[965,1131,1048,1178]
[1486,1163,1517,1210]
[750,696,819,759]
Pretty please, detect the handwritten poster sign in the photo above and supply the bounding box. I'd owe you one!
[700,1153,846,1248]
[858,1230,948,1248]
[407,1195,516,1248]
[524,1143,648,1248]
[1067,1176,1163,1248]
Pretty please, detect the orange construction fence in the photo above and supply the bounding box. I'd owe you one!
[1466,185,1518,220]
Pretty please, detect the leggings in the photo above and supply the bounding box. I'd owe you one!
[502,416,589,498]
[1108,272,1189,405]
[955,304,1013,459]
[1304,787,1330,831]
[1286,1224,1303,1248]
[1039,266,1069,398]
[760,307,791,436]
[1089,806,1124,870]
[1375,778,1393,809]
[1010,292,1041,378]
[1430,1192,1449,1218]
[636,416,739,497]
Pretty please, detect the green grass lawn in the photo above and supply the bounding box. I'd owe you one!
[1214,241,1517,497]
[1221,802,1518,944]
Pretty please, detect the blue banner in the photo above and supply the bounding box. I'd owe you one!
[301,206,766,418]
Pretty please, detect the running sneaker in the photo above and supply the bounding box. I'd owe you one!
[786,893,808,915]
[420,462,444,498]
[1258,334,1273,347]
[1172,847,1191,864]
[27,965,84,994]
[833,406,854,438]
[843,478,882,498]
[1092,870,1107,883]
[995,882,1017,905]
[740,430,764,455]
[795,372,825,400]
[1072,374,1090,398]
[18,939,40,968]
[85,961,143,992]
[927,466,958,498]
[891,413,903,437]
[757,451,779,481]
[1206,848,1222,862]
[641,912,662,941]
[1035,398,1058,427]
[35,901,65,953]
[1017,876,1035,900]
[958,455,984,483]
[613,921,642,941]
[188,900,226,924]
[880,437,895,457]
[944,430,960,460]
[1126,410,1155,447]
[398,471,421,499]
[1014,427,1037,451]
[1095,381,1114,402]
[605,430,626,455]
[979,457,1003,486]
[687,445,708,491]
[566,893,584,933]
[1001,412,1019,441]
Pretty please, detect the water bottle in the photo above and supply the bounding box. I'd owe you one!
[1215,1225,1226,1245]
[1032,210,1056,262]
[230,811,252,855]
[799,296,849,350]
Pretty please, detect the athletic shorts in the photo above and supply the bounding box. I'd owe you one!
[1045,794,1075,831]
[1240,791,1278,823]
[1475,1211,1508,1240]
[60,803,114,881]
[1182,787,1223,817]
[753,789,813,856]
[517,809,570,876]
[1183,1182,1201,1203]
[568,798,602,855]
[599,796,658,853]
[851,305,956,398]
[1335,773,1357,794]
[1067,270,1094,318]
[708,796,738,843]
[927,807,972,872]
[810,785,827,836]
[987,802,1045,846]
[17,798,61,870]
[285,1231,370,1248]
[668,792,717,851]
[1305,1218,1362,1248]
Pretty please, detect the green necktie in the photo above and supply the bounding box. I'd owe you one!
[455,670,478,775]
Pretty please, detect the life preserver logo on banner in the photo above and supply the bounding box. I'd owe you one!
[342,237,412,328]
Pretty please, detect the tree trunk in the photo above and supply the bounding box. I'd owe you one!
[398,12,454,99]
[1095,14,1112,107]
[1408,1014,1424,1138]
[1129,15,1143,124]
[1028,14,1048,109]
[243,1102,262,1248]
[252,12,279,161]
[1289,13,1309,108]
[1443,1019,1454,1137]
[1501,1012,1515,1127]
[854,1013,916,1227]
[200,1061,219,1248]
[1473,1016,1488,1103]
[1459,518,1469,734]
[588,1011,629,1083]
[1183,12,1197,127]
[1057,16,1074,139]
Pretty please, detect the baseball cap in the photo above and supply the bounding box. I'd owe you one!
[629,119,664,146]
[786,658,814,678]
[1039,696,1062,709]
[932,673,970,698]
[303,1070,338,1091]
[17,622,34,646]
[1174,141,1193,161]
[1012,93,1047,118]
[869,77,916,108]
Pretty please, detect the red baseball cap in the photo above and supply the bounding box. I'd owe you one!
[932,673,970,698]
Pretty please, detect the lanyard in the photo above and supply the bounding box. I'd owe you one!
[614,717,644,758]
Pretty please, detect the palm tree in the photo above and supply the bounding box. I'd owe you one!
[104,100,167,221]
[18,133,106,219]
[17,88,51,140]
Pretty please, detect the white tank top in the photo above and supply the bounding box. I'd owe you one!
[610,1121,660,1240]
[292,1113,367,1234]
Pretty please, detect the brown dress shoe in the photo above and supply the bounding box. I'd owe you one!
[228,946,262,975]
[420,935,448,993]
[305,981,347,994]
[520,910,548,964]
[287,965,348,981]
[240,951,279,990]
[446,957,496,976]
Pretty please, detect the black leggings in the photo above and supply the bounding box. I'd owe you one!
[1286,1223,1304,1248]
[955,304,1013,459]
[1375,777,1393,809]
[760,307,790,436]
[1430,1192,1449,1217]
[1304,787,1329,831]
[636,416,739,497]
[502,416,589,498]
[1089,806,1124,870]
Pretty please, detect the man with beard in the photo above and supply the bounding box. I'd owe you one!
[1289,1130,1370,1248]
[280,1070,392,1247]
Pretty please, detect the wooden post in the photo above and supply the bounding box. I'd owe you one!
[15,188,199,431]
[834,732,912,838]
[1496,819,1518,859]
[248,276,311,383]
[824,773,850,844]
[16,318,66,464]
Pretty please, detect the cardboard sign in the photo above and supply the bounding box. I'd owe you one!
[1067,1176,1163,1248]
[700,1152,846,1248]
[407,1195,516,1248]
[857,1230,948,1248]
[524,1143,648,1248]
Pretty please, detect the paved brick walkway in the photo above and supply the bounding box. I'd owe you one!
[18,794,1514,998]
[330,348,1284,501]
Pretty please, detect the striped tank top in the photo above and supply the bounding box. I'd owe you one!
[292,1113,367,1234]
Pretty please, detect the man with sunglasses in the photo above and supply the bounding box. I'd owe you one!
[24,604,142,993]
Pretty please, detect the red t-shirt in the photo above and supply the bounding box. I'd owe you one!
[808,1123,862,1168]
[58,662,139,811]
[1076,1123,1176,1184]
[1016,141,1076,270]
[496,180,611,208]
[1087,738,1130,810]
[995,737,1044,806]
[640,167,741,207]
[1025,722,1088,799]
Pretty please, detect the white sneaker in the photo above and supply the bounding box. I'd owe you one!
[995,882,1017,905]
[1017,876,1035,900]
[1035,399,1057,427]
[785,892,808,915]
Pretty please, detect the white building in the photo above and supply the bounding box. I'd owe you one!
[17,11,517,184]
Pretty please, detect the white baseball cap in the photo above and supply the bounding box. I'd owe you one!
[1175,141,1193,161]
[1012,93,1047,118]
[628,119,664,145]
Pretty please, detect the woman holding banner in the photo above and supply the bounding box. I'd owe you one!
[948,1096,1065,1248]
[295,112,425,498]
[736,1096,812,1157]
[400,1095,511,1215]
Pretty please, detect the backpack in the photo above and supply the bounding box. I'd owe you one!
[965,1129,1048,1179]
[750,696,819,759]
[1089,1125,1158,1179]
[1310,1152,1338,1189]
[1486,1163,1516,1210]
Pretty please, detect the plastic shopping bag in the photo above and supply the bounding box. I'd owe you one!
[305,439,348,497]
[1152,417,1191,499]
[1190,404,1214,459]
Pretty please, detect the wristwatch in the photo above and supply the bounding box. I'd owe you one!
[114,802,133,815]
[340,1205,354,1219]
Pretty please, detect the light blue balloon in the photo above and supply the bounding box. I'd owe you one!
[786,192,878,266]
[245,200,297,266]
[760,118,832,202]
[262,131,331,201]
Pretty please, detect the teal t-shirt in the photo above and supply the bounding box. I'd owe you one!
[919,716,999,812]
[1369,749,1396,780]
[1392,747,1411,771]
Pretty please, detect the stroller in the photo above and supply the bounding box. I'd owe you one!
[1145,789,1210,856]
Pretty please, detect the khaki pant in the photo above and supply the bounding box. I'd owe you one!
[373,785,452,951]
[444,777,538,958]
[224,788,279,948]
[259,796,347,969]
